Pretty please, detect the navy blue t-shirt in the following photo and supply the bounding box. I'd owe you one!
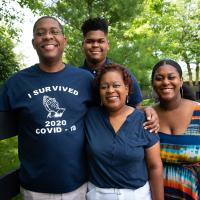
[85,106,159,189]
[80,58,142,107]
[0,64,93,193]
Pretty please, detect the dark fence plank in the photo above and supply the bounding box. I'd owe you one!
[0,111,20,199]
[0,169,20,200]
[0,112,18,140]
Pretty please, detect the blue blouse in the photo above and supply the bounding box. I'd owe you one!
[85,106,159,189]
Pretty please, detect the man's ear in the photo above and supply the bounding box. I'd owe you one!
[63,37,68,47]
[81,41,85,51]
[81,40,84,47]
[32,39,35,49]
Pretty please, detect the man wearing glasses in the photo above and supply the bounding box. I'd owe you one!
[0,16,93,200]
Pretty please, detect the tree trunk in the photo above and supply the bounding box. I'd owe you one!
[195,62,199,86]
[185,61,193,86]
[183,53,193,86]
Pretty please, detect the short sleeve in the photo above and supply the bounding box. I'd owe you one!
[144,129,160,148]
[127,69,143,107]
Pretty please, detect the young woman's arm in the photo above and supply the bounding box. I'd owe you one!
[145,142,164,200]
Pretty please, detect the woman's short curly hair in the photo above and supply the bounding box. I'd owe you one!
[93,63,133,103]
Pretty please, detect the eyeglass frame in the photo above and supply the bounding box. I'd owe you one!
[33,27,64,37]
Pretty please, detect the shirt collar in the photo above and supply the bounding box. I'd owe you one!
[82,58,111,75]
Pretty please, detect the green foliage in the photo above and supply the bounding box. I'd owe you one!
[141,98,154,106]
[0,1,24,82]
[0,26,20,82]
[124,0,200,86]
[1,0,199,88]
[0,0,25,25]
[16,0,144,66]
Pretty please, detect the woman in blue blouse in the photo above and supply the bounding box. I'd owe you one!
[85,63,163,200]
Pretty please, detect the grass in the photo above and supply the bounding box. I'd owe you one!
[12,194,22,200]
[0,136,22,200]
[0,136,19,175]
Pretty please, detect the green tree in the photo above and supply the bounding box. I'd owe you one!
[0,0,26,83]
[124,0,200,87]
[154,0,200,86]
[18,0,144,65]
[0,26,20,83]
[3,0,199,89]
[0,0,25,25]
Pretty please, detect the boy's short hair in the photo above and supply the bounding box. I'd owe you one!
[81,17,108,36]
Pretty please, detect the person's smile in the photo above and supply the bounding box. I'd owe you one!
[40,43,58,50]
[160,87,174,93]
[105,95,119,101]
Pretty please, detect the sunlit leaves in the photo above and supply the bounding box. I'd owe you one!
[0,26,20,82]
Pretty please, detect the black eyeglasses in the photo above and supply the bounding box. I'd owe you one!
[34,28,63,37]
